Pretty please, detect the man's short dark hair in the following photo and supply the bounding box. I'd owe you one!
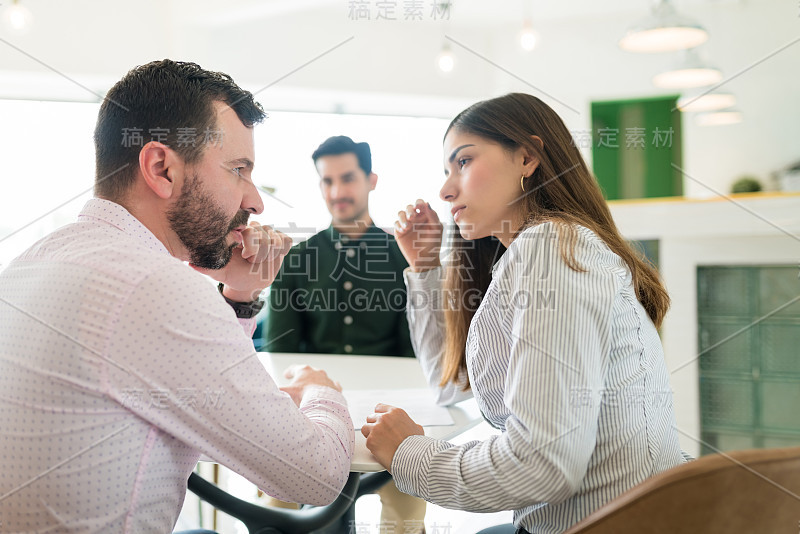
[93,59,266,200]
[311,136,372,176]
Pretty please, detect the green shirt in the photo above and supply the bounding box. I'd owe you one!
[262,224,414,357]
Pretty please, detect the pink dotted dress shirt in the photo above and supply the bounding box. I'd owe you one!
[0,198,354,532]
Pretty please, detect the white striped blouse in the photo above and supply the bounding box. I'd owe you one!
[393,222,685,533]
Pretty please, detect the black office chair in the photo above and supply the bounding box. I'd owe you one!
[187,470,393,534]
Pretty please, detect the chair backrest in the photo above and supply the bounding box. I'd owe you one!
[187,470,393,534]
[564,446,800,533]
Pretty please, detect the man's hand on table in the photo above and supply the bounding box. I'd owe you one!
[362,403,424,473]
[280,364,343,407]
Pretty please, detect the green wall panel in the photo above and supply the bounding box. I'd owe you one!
[697,265,800,454]
[591,96,683,200]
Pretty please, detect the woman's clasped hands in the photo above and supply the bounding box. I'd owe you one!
[361,403,425,473]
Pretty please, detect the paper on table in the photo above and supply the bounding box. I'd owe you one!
[344,388,454,429]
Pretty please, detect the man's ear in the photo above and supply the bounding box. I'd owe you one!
[138,141,182,199]
[522,135,545,176]
[368,172,378,191]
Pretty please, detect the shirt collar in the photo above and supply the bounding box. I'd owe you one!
[78,198,170,255]
[325,222,381,245]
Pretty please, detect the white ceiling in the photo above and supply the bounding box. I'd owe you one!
[177,0,741,27]
[0,0,790,122]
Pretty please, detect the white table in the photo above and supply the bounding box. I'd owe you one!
[258,352,482,472]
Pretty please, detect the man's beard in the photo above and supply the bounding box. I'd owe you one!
[331,200,369,225]
[167,173,250,269]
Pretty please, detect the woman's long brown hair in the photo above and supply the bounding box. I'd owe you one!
[440,93,670,389]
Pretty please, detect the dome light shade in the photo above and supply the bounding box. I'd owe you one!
[654,67,722,88]
[695,110,743,126]
[653,48,723,88]
[620,0,708,53]
[677,93,736,112]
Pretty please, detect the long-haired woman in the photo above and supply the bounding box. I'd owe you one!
[361,93,686,533]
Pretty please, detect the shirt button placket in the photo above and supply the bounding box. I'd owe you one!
[339,235,356,355]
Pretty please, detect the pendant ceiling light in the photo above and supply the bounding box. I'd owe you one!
[695,110,743,126]
[2,0,34,34]
[677,92,736,113]
[437,43,455,73]
[519,19,538,52]
[620,0,709,53]
[653,47,723,88]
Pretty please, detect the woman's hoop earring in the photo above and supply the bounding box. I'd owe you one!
[520,174,526,192]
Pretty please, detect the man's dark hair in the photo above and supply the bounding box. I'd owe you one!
[93,59,266,200]
[311,136,372,176]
